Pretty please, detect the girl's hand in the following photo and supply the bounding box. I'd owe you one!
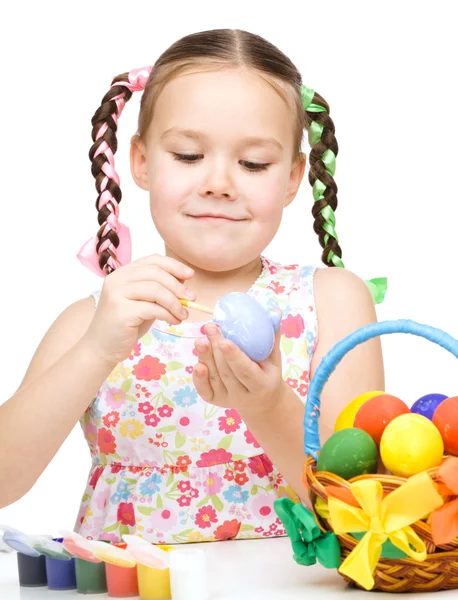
[81,255,195,365]
[192,316,284,415]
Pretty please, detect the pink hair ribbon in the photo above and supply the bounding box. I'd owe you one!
[77,66,153,277]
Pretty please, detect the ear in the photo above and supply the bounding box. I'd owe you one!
[130,135,150,191]
[284,152,306,208]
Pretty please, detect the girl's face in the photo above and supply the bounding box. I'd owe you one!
[131,68,306,272]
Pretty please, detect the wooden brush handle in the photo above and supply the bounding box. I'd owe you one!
[180,299,213,315]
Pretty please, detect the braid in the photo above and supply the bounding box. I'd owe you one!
[87,74,134,275]
[302,86,343,269]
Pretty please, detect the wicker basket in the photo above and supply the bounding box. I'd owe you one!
[302,319,458,592]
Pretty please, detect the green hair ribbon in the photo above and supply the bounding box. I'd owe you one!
[301,84,387,305]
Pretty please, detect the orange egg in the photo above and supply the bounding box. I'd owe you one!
[353,394,410,445]
[432,396,458,455]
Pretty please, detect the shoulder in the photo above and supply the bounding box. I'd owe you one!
[312,266,377,346]
[314,266,375,314]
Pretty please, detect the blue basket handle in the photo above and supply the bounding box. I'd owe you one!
[303,319,458,459]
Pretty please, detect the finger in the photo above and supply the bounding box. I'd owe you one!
[218,337,262,392]
[125,281,189,322]
[195,335,227,396]
[192,362,215,403]
[204,324,245,394]
[132,254,195,280]
[263,313,283,368]
[128,300,183,327]
[124,265,196,302]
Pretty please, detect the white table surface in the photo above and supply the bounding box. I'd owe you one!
[1,536,456,599]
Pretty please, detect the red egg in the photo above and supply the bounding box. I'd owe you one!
[354,394,410,445]
[432,396,458,455]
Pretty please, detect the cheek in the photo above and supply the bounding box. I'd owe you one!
[248,170,287,222]
[148,162,190,219]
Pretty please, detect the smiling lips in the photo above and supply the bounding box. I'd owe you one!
[189,213,246,222]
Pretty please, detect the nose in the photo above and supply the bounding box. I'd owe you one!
[198,156,236,200]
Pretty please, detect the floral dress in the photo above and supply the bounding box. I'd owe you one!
[74,256,318,544]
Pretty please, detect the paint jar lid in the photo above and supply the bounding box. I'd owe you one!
[91,540,137,568]
[122,534,170,569]
[2,529,41,557]
[169,549,208,600]
[29,536,73,560]
[59,530,101,563]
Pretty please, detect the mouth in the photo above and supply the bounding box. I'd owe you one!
[188,214,247,222]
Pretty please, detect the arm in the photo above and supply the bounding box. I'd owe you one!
[240,267,385,505]
[0,298,117,508]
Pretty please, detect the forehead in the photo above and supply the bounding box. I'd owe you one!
[148,68,295,149]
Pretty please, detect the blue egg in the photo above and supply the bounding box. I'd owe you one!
[213,293,281,362]
[411,393,448,420]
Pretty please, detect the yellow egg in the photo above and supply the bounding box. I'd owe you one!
[380,413,444,477]
[334,390,385,432]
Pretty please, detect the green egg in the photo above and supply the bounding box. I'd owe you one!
[317,428,378,480]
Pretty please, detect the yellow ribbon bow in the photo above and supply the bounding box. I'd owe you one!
[328,472,443,590]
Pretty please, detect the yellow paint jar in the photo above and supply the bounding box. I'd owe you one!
[137,563,171,600]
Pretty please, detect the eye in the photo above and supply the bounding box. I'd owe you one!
[171,154,270,173]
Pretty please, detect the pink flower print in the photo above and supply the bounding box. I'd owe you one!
[84,423,98,446]
[268,265,278,274]
[252,494,275,520]
[177,480,192,493]
[195,506,218,529]
[281,314,305,339]
[94,487,110,511]
[244,430,260,449]
[248,454,274,478]
[177,495,191,507]
[286,378,298,389]
[145,413,161,427]
[89,466,104,489]
[117,502,135,526]
[185,366,193,374]
[297,383,308,397]
[176,410,205,436]
[138,402,154,415]
[284,264,299,270]
[267,280,285,295]
[300,370,310,382]
[148,509,178,532]
[218,409,242,434]
[133,356,166,381]
[157,405,174,418]
[203,472,224,496]
[105,387,126,410]
[196,449,233,467]
[128,343,142,361]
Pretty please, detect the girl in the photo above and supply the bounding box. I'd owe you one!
[0,29,384,544]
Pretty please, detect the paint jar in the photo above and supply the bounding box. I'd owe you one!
[75,557,107,594]
[44,538,76,591]
[104,543,139,598]
[170,549,208,600]
[137,562,171,600]
[17,552,48,587]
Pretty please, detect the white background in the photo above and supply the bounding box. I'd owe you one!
[0,0,457,535]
